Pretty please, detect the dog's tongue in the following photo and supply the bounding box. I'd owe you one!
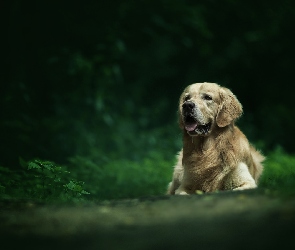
[185,123,198,131]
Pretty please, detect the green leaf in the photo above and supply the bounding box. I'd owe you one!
[28,162,41,170]
[54,177,61,182]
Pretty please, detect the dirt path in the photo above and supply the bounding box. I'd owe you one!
[1,189,294,250]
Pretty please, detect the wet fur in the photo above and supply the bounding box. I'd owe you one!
[167,82,264,194]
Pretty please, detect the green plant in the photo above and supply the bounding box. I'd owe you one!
[259,146,295,193]
[0,159,89,202]
[63,180,90,199]
[69,150,174,200]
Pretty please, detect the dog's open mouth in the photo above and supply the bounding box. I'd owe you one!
[184,116,211,135]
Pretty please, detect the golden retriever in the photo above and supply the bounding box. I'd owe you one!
[167,82,264,195]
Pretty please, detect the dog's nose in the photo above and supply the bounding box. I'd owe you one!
[182,101,195,110]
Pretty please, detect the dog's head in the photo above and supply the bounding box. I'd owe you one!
[179,82,243,136]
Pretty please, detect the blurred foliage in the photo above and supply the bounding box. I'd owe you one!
[260,147,295,194]
[69,151,172,200]
[1,0,295,200]
[0,159,89,202]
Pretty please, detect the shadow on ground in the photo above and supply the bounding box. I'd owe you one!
[1,189,294,250]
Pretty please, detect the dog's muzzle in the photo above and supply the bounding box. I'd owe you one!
[182,101,211,135]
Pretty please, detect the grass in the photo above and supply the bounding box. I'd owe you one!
[259,147,295,195]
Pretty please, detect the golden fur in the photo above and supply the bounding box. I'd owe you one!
[167,82,264,195]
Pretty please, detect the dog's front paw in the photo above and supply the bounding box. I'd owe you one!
[233,182,257,191]
[175,187,188,195]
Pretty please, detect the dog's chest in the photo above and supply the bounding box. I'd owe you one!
[182,150,226,191]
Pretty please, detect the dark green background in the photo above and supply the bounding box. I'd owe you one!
[2,0,295,168]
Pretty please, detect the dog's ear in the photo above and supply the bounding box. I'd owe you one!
[216,87,243,127]
[178,110,184,129]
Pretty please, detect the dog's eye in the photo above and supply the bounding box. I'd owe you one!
[203,94,212,101]
[184,95,190,101]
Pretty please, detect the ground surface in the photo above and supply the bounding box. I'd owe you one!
[1,189,295,250]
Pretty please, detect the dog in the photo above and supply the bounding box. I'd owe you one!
[167,82,264,195]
